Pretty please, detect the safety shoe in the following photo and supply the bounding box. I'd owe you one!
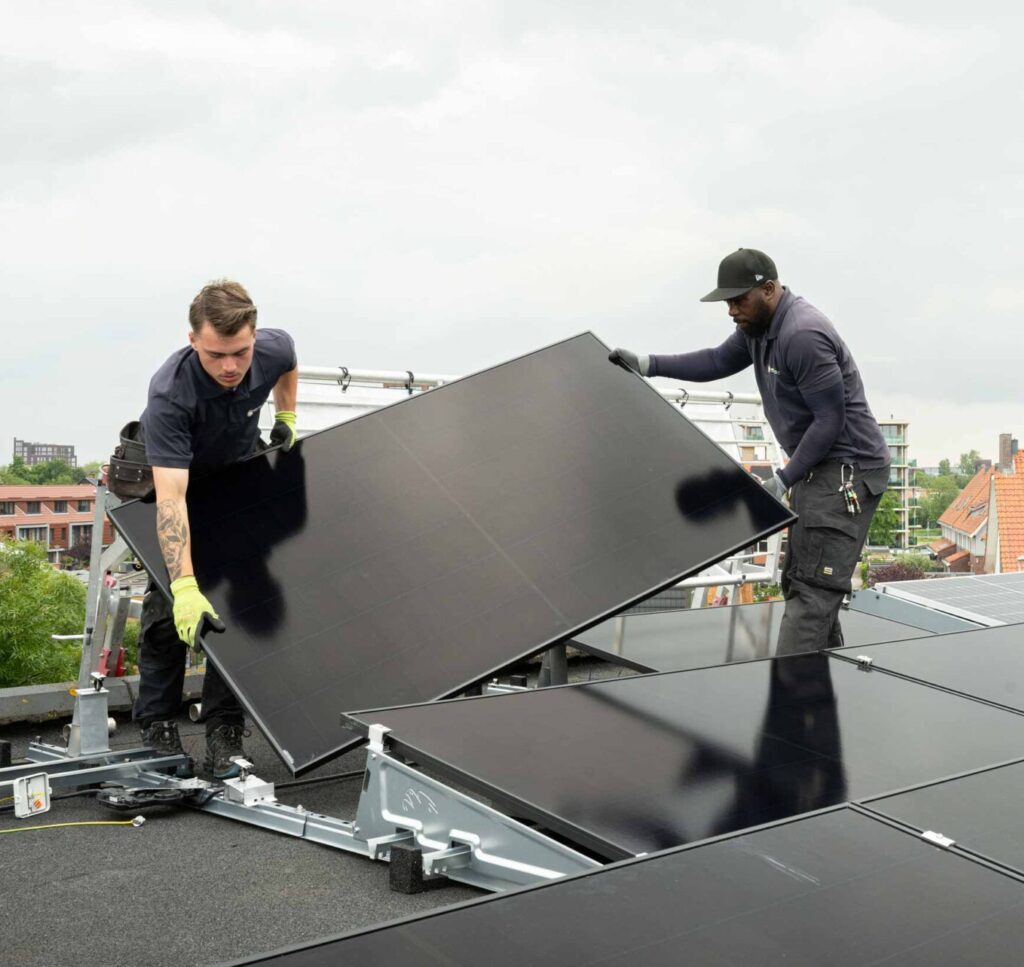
[140,719,194,778]
[205,724,251,780]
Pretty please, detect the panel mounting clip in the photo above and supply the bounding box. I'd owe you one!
[367,724,392,754]
[922,830,955,849]
[854,655,874,671]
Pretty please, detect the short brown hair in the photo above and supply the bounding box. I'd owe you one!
[189,279,257,335]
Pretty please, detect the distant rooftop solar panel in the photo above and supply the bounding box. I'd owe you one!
[878,573,1024,627]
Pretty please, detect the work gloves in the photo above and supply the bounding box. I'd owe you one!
[170,576,223,648]
[762,473,789,502]
[269,410,298,452]
[608,348,650,376]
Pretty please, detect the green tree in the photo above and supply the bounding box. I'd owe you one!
[938,458,952,476]
[868,490,902,546]
[25,459,79,484]
[0,538,86,687]
[0,457,31,484]
[920,475,961,527]
[80,459,104,480]
[958,449,982,477]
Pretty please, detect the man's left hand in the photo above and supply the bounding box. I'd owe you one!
[762,472,788,502]
[270,410,298,452]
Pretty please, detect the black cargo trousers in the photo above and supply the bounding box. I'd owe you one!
[775,460,890,656]
[132,584,244,732]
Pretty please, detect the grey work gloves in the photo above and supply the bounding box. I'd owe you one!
[762,473,789,502]
[608,348,650,377]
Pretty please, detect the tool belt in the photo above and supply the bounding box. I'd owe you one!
[108,421,154,500]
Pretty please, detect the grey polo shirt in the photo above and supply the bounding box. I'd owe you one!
[141,328,296,470]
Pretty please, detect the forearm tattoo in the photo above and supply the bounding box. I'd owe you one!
[156,499,189,582]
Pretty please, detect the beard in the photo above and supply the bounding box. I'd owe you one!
[742,299,774,337]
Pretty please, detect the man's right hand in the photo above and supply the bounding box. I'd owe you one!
[608,348,650,376]
[170,576,221,648]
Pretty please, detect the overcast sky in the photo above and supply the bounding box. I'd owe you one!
[2,1,1021,466]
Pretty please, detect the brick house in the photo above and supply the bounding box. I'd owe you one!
[0,484,114,565]
[937,435,1024,575]
[937,466,994,573]
[984,448,1024,573]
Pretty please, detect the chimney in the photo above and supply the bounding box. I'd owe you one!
[999,433,1013,471]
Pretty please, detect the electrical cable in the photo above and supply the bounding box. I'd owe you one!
[0,818,143,834]
[275,769,363,790]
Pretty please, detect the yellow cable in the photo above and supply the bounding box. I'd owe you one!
[0,818,142,834]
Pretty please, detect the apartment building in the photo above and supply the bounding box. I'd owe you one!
[12,438,78,467]
[0,484,114,565]
[878,419,911,548]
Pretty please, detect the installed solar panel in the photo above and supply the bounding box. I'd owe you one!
[234,808,1024,967]
[572,600,933,672]
[110,333,792,773]
[880,572,1024,627]
[346,651,1024,858]
[865,761,1024,877]
[833,625,1024,712]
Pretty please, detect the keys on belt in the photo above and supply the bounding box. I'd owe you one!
[839,464,861,515]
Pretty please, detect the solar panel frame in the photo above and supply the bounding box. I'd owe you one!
[109,332,794,774]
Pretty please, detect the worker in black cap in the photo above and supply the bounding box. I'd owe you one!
[610,249,890,654]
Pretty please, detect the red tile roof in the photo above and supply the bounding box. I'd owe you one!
[939,466,994,535]
[0,484,96,499]
[928,538,953,553]
[945,549,970,563]
[994,450,1024,573]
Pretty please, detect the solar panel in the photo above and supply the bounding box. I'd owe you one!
[571,601,933,672]
[346,651,1024,858]
[865,761,1024,878]
[879,572,1024,627]
[109,333,793,774]
[233,808,1024,967]
[833,625,1024,712]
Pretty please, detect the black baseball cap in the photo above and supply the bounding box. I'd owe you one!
[700,248,778,302]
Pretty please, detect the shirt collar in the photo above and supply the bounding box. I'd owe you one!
[766,287,794,341]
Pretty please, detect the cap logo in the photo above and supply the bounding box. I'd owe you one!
[755,274,764,281]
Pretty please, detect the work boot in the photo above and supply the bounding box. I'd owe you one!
[140,719,194,779]
[204,724,250,780]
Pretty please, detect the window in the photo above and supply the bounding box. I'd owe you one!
[0,501,13,515]
[17,526,48,544]
[70,524,92,547]
[741,424,765,442]
[27,501,41,514]
[77,500,90,512]
[53,500,68,513]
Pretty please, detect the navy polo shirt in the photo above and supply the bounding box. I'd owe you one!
[750,290,889,468]
[141,328,296,470]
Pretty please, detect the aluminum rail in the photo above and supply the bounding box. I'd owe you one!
[294,365,762,406]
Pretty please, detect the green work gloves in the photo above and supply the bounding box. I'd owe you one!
[269,410,298,452]
[170,576,221,648]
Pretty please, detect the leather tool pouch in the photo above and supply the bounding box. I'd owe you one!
[108,421,154,500]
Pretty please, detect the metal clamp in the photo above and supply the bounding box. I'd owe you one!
[405,370,415,395]
[337,366,351,393]
[855,655,874,670]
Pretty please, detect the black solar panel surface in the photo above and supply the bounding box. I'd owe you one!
[347,651,1024,858]
[232,808,1024,967]
[572,600,933,672]
[110,333,793,773]
[834,624,1024,712]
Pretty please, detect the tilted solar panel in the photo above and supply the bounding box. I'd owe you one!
[110,333,793,773]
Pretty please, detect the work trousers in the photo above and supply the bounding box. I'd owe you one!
[775,461,889,656]
[132,581,244,733]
